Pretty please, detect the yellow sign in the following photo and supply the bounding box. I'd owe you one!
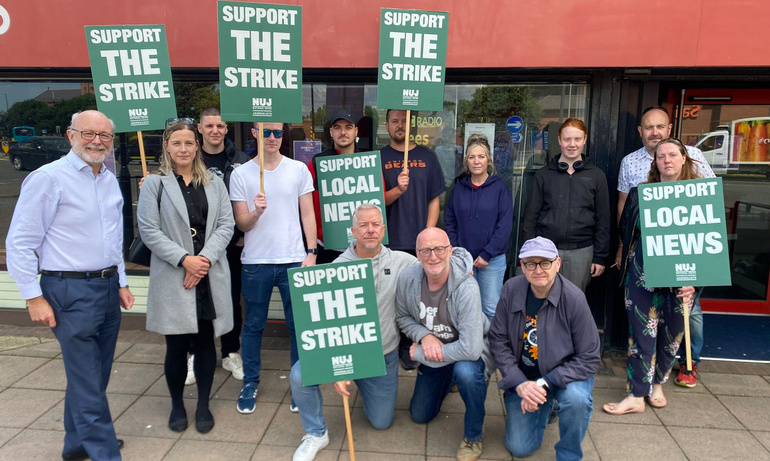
[1,141,9,154]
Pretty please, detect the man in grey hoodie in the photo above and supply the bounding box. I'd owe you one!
[290,203,416,461]
[396,227,492,461]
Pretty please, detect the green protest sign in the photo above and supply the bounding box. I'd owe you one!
[218,1,302,122]
[376,8,448,111]
[85,25,177,133]
[289,261,385,387]
[639,178,732,287]
[316,151,388,250]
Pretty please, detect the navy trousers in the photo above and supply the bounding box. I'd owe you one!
[41,274,122,461]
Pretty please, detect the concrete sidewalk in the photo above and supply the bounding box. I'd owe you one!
[0,323,769,460]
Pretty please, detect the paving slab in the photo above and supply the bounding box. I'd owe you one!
[0,336,40,352]
[425,411,509,459]
[341,408,424,455]
[0,355,48,387]
[11,358,65,390]
[0,428,21,448]
[753,431,770,452]
[700,374,770,397]
[181,399,278,444]
[163,438,256,461]
[0,388,63,428]
[339,453,426,461]
[260,348,292,372]
[30,392,139,431]
[717,395,770,431]
[145,366,230,400]
[114,342,166,364]
[107,362,164,394]
[652,392,743,429]
[0,340,61,358]
[113,395,186,439]
[588,421,686,460]
[251,443,338,461]
[589,388,663,426]
[216,369,291,403]
[120,435,175,461]
[669,426,770,460]
[262,400,339,449]
[0,428,64,461]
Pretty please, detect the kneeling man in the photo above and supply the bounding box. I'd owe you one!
[396,227,493,461]
[290,204,416,461]
[489,236,600,460]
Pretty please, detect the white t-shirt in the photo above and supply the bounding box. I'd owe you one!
[617,145,715,193]
[229,157,314,264]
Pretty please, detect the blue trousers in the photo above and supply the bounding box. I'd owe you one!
[503,377,594,461]
[42,274,122,461]
[472,254,506,322]
[290,350,399,436]
[409,359,487,441]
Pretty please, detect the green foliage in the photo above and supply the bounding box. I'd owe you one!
[457,86,544,131]
[0,94,97,137]
[173,83,221,119]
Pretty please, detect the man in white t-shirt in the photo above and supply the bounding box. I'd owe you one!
[616,106,715,389]
[229,121,317,414]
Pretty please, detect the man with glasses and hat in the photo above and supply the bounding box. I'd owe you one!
[395,227,492,461]
[489,236,600,461]
[229,121,317,414]
[306,108,359,263]
[7,110,135,461]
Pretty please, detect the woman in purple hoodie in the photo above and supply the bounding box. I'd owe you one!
[445,134,513,321]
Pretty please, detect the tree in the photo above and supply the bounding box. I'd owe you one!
[457,86,544,132]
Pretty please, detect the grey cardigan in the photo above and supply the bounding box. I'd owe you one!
[137,173,234,337]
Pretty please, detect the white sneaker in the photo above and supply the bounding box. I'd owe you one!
[222,352,244,380]
[185,354,196,386]
[293,431,329,461]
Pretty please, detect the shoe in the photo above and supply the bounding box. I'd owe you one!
[185,354,196,386]
[399,348,418,370]
[195,408,215,434]
[293,431,329,461]
[168,406,188,432]
[237,382,258,414]
[675,362,698,388]
[456,438,482,461]
[62,439,124,461]
[290,402,299,413]
[222,352,244,380]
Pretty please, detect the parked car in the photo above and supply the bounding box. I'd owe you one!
[8,136,70,171]
[115,134,163,164]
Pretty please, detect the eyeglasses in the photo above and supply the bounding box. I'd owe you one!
[262,129,284,139]
[417,245,450,258]
[70,129,114,142]
[522,259,557,271]
[166,118,195,127]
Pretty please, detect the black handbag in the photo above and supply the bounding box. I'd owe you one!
[128,181,164,266]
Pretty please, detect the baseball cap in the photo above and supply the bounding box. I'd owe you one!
[329,109,355,125]
[519,237,559,260]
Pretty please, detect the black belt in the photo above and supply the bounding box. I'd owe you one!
[40,266,118,279]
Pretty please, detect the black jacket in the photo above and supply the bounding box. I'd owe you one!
[202,137,250,247]
[522,154,611,265]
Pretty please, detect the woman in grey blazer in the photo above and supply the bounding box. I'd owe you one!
[137,122,234,434]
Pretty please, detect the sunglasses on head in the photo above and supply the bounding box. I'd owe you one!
[261,129,284,139]
[166,117,195,127]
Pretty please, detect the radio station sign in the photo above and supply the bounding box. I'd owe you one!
[376,8,448,111]
[639,178,731,287]
[289,261,385,387]
[217,1,302,122]
[85,25,177,132]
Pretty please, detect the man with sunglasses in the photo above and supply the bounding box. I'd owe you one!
[229,121,317,414]
[489,236,600,460]
[7,110,134,461]
[395,227,492,461]
[616,106,715,388]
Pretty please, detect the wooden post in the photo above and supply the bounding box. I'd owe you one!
[342,394,356,461]
[137,131,148,177]
[402,109,411,171]
[682,296,692,371]
[258,122,265,194]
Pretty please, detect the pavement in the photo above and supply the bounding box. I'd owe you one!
[0,323,769,461]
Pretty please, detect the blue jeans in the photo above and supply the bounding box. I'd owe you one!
[473,254,506,322]
[290,350,399,436]
[503,377,594,461]
[677,299,703,366]
[409,359,487,441]
[241,263,300,385]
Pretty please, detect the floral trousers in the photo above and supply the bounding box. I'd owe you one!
[624,239,685,398]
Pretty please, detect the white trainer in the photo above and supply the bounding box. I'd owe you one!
[222,352,244,380]
[185,354,196,386]
[293,431,329,461]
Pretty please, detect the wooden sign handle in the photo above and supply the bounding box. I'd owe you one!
[682,295,692,371]
[403,109,411,171]
[343,393,356,461]
[137,130,148,178]
[258,122,265,194]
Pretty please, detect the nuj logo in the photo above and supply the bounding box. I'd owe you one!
[331,354,352,366]
[403,89,419,98]
[128,108,148,117]
[253,97,272,107]
[675,263,696,272]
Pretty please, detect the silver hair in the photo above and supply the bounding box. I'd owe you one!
[351,203,383,227]
[69,110,116,132]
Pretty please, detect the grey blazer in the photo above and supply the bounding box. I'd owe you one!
[137,173,235,337]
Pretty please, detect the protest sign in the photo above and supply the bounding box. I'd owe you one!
[85,25,176,132]
[217,1,302,122]
[639,177,732,287]
[316,151,388,250]
[376,8,449,111]
[289,260,385,387]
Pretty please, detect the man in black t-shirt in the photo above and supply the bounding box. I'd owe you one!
[489,237,600,460]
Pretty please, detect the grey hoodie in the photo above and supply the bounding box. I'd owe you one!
[335,242,417,355]
[395,247,494,374]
